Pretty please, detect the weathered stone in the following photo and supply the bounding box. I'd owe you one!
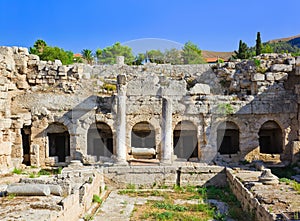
[6,184,51,196]
[252,73,265,81]
[274,72,288,81]
[265,72,275,81]
[190,83,210,95]
[54,59,62,66]
[270,64,293,72]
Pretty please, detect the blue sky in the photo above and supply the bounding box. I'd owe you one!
[0,0,299,53]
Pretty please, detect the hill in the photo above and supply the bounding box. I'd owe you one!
[264,34,300,54]
[268,34,300,44]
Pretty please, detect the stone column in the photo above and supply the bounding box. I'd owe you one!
[161,97,172,164]
[115,75,128,165]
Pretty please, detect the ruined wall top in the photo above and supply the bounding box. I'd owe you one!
[0,46,299,97]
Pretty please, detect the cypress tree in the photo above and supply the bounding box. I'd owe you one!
[256,32,262,55]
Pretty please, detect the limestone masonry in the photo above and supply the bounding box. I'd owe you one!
[1,46,300,172]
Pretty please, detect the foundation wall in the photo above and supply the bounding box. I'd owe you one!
[104,165,226,188]
[226,168,274,221]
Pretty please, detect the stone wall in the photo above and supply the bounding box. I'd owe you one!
[226,168,274,221]
[104,165,226,188]
[0,46,300,171]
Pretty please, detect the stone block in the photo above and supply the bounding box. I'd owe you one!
[265,72,274,81]
[0,119,12,129]
[160,80,187,96]
[0,142,11,155]
[274,72,288,81]
[54,59,62,66]
[252,73,265,81]
[270,64,292,72]
[286,57,295,65]
[190,83,210,95]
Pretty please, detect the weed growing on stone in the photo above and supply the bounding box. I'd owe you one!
[92,194,102,204]
[126,183,136,190]
[7,193,16,200]
[28,172,39,178]
[83,214,94,221]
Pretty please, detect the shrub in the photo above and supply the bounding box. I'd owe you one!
[102,83,116,92]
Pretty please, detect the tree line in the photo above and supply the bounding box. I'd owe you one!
[29,34,300,65]
[29,40,205,65]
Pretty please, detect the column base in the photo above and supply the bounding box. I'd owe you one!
[160,160,172,166]
[114,159,129,166]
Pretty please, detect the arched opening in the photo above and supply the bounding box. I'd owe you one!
[131,122,156,158]
[173,121,198,160]
[21,125,31,166]
[47,123,70,162]
[217,121,239,155]
[259,121,283,154]
[87,122,113,160]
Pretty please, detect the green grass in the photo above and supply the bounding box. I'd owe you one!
[12,168,23,174]
[38,169,51,176]
[153,201,188,212]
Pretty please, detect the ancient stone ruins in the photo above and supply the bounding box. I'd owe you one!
[0,46,300,220]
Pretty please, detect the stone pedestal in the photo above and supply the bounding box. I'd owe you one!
[161,97,172,164]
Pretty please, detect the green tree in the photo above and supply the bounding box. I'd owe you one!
[261,44,273,53]
[98,42,134,65]
[95,49,102,64]
[164,48,183,64]
[132,53,145,65]
[234,40,250,59]
[81,49,94,64]
[146,49,165,64]
[182,41,205,64]
[29,40,74,65]
[256,32,262,55]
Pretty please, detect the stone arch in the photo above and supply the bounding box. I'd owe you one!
[46,122,70,162]
[131,121,156,150]
[87,122,113,160]
[217,121,240,155]
[173,120,198,160]
[259,120,283,154]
